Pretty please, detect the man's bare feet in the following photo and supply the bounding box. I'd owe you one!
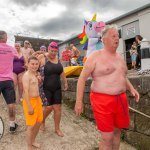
[27,146,32,150]
[55,130,64,137]
[32,142,41,148]
[40,123,45,131]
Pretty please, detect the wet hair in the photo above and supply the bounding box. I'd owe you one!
[136,35,143,41]
[65,46,69,49]
[15,42,21,46]
[24,40,29,44]
[0,31,7,40]
[102,24,118,38]
[28,56,39,63]
[40,45,46,50]
[70,44,74,47]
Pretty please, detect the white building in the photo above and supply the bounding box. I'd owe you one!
[58,4,150,64]
[106,3,150,63]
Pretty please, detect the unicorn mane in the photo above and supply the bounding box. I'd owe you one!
[78,25,88,45]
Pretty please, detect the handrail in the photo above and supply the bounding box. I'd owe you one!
[129,106,150,119]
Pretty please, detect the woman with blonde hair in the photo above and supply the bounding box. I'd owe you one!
[13,42,27,102]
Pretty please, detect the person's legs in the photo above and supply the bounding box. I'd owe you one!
[131,61,134,68]
[99,131,114,150]
[27,126,34,150]
[13,73,18,89]
[136,54,140,68]
[61,61,66,67]
[13,73,19,101]
[66,61,70,67]
[53,104,64,137]
[18,72,24,101]
[24,97,42,149]
[8,103,18,133]
[32,122,41,148]
[2,80,17,132]
[90,92,122,150]
[41,106,53,131]
[99,128,121,150]
[133,61,136,69]
[112,93,129,149]
[112,128,121,150]
[8,104,16,121]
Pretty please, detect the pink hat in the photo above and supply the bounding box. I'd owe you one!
[48,41,58,50]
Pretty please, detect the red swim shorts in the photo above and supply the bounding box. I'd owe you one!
[90,92,130,132]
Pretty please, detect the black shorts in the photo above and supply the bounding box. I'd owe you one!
[44,89,62,106]
[0,80,16,104]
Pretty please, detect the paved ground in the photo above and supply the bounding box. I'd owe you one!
[0,95,137,150]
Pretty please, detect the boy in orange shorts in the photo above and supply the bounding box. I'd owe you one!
[22,56,43,150]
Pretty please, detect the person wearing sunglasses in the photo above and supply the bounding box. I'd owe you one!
[40,45,47,52]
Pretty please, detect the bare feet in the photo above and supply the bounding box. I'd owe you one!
[27,146,32,150]
[55,130,64,137]
[20,98,23,102]
[32,142,41,148]
[40,123,45,131]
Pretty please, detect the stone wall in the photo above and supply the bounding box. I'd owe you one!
[62,75,150,150]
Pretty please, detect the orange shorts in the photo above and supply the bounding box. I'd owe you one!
[90,92,130,132]
[22,96,43,126]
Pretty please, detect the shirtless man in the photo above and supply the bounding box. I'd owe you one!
[21,40,34,59]
[22,56,43,150]
[75,24,139,150]
[70,44,80,65]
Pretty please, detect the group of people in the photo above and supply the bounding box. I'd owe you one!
[130,35,143,70]
[60,44,80,67]
[0,24,140,150]
[0,31,68,150]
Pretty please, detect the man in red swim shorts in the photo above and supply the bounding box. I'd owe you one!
[75,24,139,150]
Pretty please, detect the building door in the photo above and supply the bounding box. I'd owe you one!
[122,21,140,69]
[125,38,135,69]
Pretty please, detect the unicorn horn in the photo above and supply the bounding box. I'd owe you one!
[92,13,96,21]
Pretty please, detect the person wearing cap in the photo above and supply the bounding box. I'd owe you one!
[40,45,47,52]
[39,41,68,137]
[21,40,34,59]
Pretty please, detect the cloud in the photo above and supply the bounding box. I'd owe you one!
[1,0,149,43]
[26,11,83,40]
[11,0,49,7]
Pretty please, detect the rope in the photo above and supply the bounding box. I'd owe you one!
[129,106,150,119]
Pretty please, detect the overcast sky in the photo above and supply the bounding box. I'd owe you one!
[0,0,149,45]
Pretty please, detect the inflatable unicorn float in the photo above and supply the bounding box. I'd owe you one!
[78,14,105,60]
[64,14,105,77]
